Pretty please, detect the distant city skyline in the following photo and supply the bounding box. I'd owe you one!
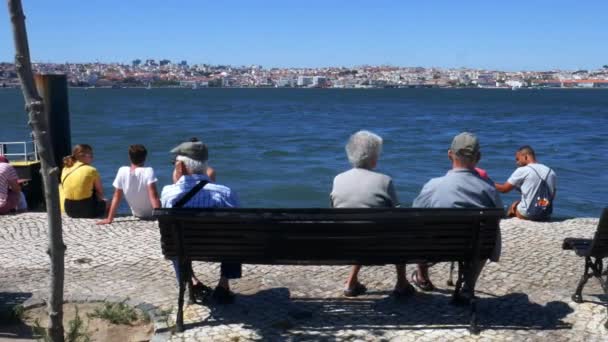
[1,0,606,71]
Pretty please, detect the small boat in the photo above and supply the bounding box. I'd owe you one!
[146,83,152,90]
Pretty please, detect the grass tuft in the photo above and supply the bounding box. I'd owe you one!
[87,299,139,325]
[66,307,91,342]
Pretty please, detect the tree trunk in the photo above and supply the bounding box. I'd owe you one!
[7,1,65,341]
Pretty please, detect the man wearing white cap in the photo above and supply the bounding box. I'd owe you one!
[161,139,241,304]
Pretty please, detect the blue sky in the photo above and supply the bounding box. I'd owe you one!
[1,0,606,70]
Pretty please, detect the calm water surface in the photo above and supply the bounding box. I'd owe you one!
[1,88,606,218]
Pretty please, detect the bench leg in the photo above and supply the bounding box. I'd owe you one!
[572,257,592,303]
[469,297,479,334]
[451,260,482,334]
[175,258,190,332]
[466,261,480,335]
[599,273,608,329]
[451,262,466,304]
[589,258,608,329]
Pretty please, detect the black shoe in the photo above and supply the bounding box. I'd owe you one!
[343,283,367,297]
[212,286,235,304]
[193,282,213,302]
[393,283,416,299]
[451,287,473,306]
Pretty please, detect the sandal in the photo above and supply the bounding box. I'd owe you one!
[411,271,436,292]
[343,283,367,297]
[393,283,416,299]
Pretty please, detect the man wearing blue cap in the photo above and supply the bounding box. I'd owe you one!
[412,132,503,292]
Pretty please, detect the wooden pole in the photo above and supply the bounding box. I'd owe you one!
[7,1,65,341]
[34,74,72,170]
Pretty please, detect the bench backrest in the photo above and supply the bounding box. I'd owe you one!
[590,208,608,258]
[155,208,503,265]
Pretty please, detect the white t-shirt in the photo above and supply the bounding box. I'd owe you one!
[113,166,158,218]
[507,163,557,217]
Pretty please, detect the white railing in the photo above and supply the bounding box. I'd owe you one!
[0,141,39,162]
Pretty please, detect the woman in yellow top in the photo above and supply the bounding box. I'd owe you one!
[60,144,107,218]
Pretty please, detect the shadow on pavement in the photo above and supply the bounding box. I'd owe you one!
[583,293,608,307]
[180,288,573,339]
[0,291,35,340]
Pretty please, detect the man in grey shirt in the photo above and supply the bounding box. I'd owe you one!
[412,132,503,292]
[495,145,557,221]
[331,130,414,298]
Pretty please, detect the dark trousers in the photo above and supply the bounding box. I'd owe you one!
[171,259,241,284]
[64,196,105,218]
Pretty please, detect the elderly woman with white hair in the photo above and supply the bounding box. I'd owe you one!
[330,130,415,298]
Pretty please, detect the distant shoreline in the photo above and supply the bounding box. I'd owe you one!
[2,86,608,90]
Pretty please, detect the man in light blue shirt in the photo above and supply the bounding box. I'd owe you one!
[412,132,503,292]
[161,139,241,304]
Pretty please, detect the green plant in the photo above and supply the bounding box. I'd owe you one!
[87,300,139,325]
[32,319,51,342]
[33,307,91,342]
[140,310,151,324]
[65,307,91,342]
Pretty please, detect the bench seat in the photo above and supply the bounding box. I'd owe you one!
[155,207,504,334]
[563,238,594,257]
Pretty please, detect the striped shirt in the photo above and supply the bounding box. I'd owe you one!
[160,174,239,208]
[0,163,19,207]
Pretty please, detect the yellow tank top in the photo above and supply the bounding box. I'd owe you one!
[59,161,99,211]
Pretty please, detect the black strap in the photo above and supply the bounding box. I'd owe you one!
[173,180,208,208]
[528,165,554,198]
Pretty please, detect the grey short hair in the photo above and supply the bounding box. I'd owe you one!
[345,130,383,169]
[452,152,478,165]
[176,155,207,175]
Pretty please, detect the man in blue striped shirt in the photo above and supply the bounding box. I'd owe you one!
[161,139,241,304]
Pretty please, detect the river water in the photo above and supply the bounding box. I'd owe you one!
[1,88,606,218]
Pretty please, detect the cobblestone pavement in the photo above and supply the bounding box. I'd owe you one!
[1,213,607,341]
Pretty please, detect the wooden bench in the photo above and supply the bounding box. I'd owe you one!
[155,207,504,333]
[562,208,608,328]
